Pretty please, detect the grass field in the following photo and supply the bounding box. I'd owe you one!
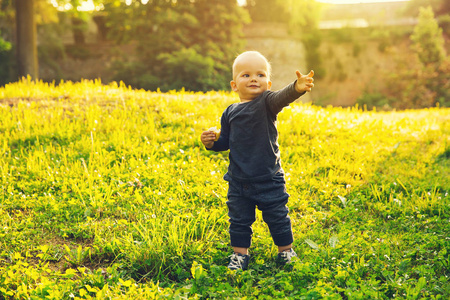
[0,78,449,299]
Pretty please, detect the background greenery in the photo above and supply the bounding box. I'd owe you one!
[0,0,449,109]
[0,79,448,299]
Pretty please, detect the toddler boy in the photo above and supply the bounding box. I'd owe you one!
[201,51,314,270]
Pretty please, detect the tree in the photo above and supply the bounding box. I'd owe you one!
[0,31,12,85]
[411,6,446,66]
[382,6,449,109]
[245,0,288,23]
[16,0,38,79]
[104,0,249,91]
[51,0,104,45]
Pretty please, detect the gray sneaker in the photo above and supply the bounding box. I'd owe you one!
[277,249,297,265]
[228,253,250,270]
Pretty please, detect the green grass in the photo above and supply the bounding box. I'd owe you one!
[0,78,449,299]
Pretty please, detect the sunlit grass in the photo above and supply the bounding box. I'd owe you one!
[0,78,448,298]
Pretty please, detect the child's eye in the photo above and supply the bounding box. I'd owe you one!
[258,74,265,77]
[243,74,249,77]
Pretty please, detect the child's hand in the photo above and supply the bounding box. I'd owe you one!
[295,70,314,93]
[201,130,217,149]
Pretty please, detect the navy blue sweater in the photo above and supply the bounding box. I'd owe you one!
[207,81,305,182]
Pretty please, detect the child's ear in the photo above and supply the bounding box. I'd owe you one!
[268,81,272,90]
[230,80,238,92]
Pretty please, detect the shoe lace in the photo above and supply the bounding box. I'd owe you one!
[229,253,246,269]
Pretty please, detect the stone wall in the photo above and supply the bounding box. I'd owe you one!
[40,21,418,107]
[242,22,311,102]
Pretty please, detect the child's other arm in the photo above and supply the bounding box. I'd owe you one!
[201,129,229,151]
[201,112,230,151]
[201,130,216,149]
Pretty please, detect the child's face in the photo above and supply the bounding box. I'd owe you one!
[231,53,272,102]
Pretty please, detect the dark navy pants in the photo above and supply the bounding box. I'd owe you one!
[224,173,294,248]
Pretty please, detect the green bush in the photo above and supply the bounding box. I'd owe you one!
[356,92,394,110]
[378,6,449,109]
[302,30,326,80]
[0,32,13,85]
[411,6,446,65]
[105,0,248,91]
[158,48,228,91]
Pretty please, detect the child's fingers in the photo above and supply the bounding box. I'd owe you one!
[296,70,314,82]
[202,132,216,141]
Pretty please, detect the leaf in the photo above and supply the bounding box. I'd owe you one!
[305,239,320,250]
[329,235,339,248]
[417,277,427,290]
[338,195,347,208]
[39,244,49,253]
[79,288,87,297]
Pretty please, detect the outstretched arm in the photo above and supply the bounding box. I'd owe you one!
[295,70,314,93]
[266,71,314,115]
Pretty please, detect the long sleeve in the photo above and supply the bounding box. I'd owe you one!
[205,81,306,182]
[206,109,230,152]
[266,81,305,116]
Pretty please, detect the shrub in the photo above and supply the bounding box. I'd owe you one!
[302,30,326,80]
[411,6,446,65]
[380,6,449,109]
[0,32,13,85]
[157,48,227,91]
[105,0,248,91]
[356,92,394,110]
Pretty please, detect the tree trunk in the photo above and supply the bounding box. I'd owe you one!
[93,14,108,42]
[16,0,38,79]
[71,16,86,45]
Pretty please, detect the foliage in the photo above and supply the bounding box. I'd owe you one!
[37,18,69,81]
[51,0,104,45]
[362,6,449,109]
[104,0,248,92]
[301,29,326,80]
[285,0,326,80]
[386,58,450,109]
[378,6,450,109]
[356,92,394,111]
[0,0,15,85]
[245,0,288,23]
[327,27,355,44]
[284,0,322,29]
[0,32,10,53]
[411,6,446,66]
[403,0,449,17]
[157,47,228,91]
[0,78,449,298]
[0,30,13,86]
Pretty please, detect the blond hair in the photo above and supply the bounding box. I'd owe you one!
[232,51,272,80]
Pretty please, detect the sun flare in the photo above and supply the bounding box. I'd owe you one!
[316,0,409,4]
